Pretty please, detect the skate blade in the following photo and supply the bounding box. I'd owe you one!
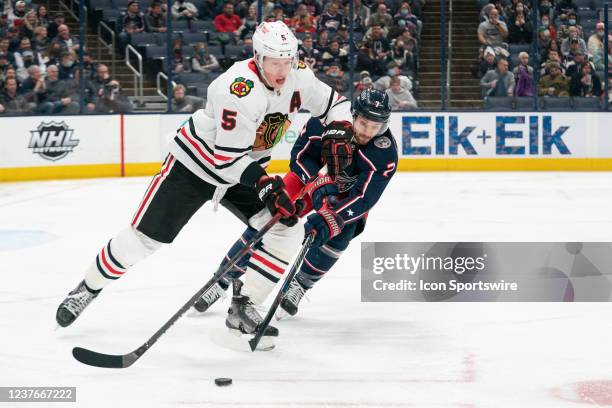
[210,328,275,352]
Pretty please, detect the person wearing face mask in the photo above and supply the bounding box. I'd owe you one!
[13,37,45,82]
[539,0,553,21]
[555,0,577,23]
[539,15,556,42]
[561,26,587,58]
[587,22,605,58]
[393,2,420,37]
[190,42,220,74]
[374,61,413,93]
[170,84,204,113]
[592,34,612,72]
[322,62,349,94]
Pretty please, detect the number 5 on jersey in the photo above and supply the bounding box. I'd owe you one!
[221,109,237,130]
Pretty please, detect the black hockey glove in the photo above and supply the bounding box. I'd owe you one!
[256,175,298,227]
[304,201,344,247]
[321,121,355,179]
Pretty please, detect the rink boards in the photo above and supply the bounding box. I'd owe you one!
[1,111,612,181]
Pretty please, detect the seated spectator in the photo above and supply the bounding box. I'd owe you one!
[0,53,10,82]
[480,58,515,97]
[478,8,508,57]
[367,4,392,33]
[538,61,570,97]
[386,76,417,110]
[66,69,97,112]
[200,0,223,19]
[365,24,390,75]
[95,79,132,113]
[52,24,79,53]
[355,43,379,76]
[276,0,296,18]
[58,51,76,80]
[320,39,348,71]
[46,12,65,40]
[32,26,49,52]
[172,0,199,21]
[565,50,593,78]
[20,10,39,39]
[117,1,145,55]
[561,26,586,58]
[191,42,219,74]
[0,77,30,114]
[557,11,581,41]
[36,6,49,29]
[8,1,28,29]
[46,41,63,66]
[396,29,418,56]
[508,10,532,44]
[389,39,415,76]
[318,3,343,33]
[393,2,420,37]
[479,47,497,78]
[513,52,535,96]
[146,2,167,33]
[92,64,111,92]
[237,5,258,41]
[290,4,316,33]
[301,0,322,18]
[570,61,602,98]
[592,35,612,72]
[555,0,577,23]
[171,84,204,112]
[587,22,604,58]
[22,65,49,112]
[343,1,365,33]
[540,49,566,76]
[266,6,290,25]
[81,51,98,80]
[299,35,321,71]
[375,61,413,91]
[45,64,80,113]
[214,2,241,44]
[320,63,348,94]
[14,37,46,81]
[539,15,556,41]
[6,27,22,53]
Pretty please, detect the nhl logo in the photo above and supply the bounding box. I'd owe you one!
[29,121,79,161]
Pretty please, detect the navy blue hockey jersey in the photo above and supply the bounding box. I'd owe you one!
[289,118,398,224]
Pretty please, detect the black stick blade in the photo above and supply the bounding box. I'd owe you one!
[72,347,137,369]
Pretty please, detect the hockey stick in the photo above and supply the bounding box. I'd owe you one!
[249,233,315,352]
[72,212,283,369]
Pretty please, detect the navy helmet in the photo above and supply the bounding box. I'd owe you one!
[351,89,391,135]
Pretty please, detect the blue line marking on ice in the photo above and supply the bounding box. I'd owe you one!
[0,230,57,251]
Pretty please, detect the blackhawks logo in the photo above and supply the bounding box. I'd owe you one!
[253,112,291,151]
[297,60,307,69]
[230,77,254,98]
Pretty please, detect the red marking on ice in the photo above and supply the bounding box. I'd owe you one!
[551,380,612,405]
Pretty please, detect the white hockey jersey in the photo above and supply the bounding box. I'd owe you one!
[168,58,352,188]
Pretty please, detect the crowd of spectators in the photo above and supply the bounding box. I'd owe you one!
[477,0,611,108]
[0,0,132,114]
[112,0,424,112]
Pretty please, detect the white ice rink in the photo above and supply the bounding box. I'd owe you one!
[2,172,612,408]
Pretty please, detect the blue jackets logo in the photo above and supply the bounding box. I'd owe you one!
[402,115,571,156]
[29,121,80,161]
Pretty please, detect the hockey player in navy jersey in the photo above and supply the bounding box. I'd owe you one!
[194,89,398,324]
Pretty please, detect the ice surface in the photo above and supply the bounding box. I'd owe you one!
[1,172,612,408]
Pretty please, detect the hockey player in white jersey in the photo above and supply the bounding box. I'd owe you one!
[55,21,352,343]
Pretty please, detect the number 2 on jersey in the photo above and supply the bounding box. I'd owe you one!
[221,109,238,130]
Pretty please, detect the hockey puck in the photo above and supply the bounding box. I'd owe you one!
[214,378,232,386]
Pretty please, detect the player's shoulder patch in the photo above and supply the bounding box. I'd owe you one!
[374,135,392,149]
[229,76,254,98]
[297,60,308,70]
